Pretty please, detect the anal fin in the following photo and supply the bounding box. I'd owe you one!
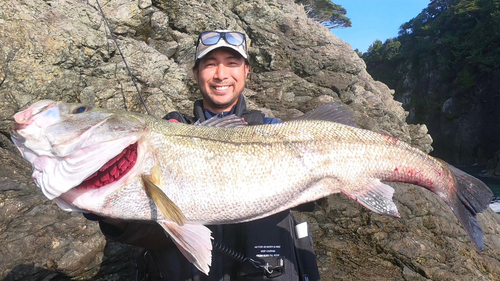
[343,179,400,217]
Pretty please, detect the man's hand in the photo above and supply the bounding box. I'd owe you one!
[83,213,128,234]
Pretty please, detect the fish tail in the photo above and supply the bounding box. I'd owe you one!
[445,163,493,250]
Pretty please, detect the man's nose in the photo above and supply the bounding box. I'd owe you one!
[214,64,228,80]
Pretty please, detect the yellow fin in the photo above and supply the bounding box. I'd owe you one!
[142,169,186,226]
[150,164,163,186]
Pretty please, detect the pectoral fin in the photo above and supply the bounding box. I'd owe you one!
[196,114,248,127]
[343,179,400,217]
[141,168,186,225]
[159,221,213,275]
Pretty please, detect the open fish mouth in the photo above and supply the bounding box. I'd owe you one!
[76,142,138,190]
[10,100,147,199]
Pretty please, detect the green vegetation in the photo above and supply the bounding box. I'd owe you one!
[361,0,500,120]
[296,0,352,28]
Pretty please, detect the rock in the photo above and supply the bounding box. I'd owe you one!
[0,0,498,280]
[398,62,500,166]
[295,184,500,281]
[0,134,142,280]
[488,149,500,177]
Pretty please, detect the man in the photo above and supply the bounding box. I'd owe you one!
[89,30,320,281]
[164,30,280,125]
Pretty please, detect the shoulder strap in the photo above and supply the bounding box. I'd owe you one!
[192,99,206,122]
[233,93,264,125]
[241,110,264,125]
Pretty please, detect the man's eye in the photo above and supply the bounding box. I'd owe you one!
[73,106,89,114]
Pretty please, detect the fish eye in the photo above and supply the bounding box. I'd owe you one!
[73,106,89,114]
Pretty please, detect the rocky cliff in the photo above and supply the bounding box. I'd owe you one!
[1,0,500,280]
[362,0,500,169]
[395,65,500,170]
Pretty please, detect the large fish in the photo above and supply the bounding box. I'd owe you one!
[11,100,493,274]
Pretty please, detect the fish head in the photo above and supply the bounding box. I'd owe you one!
[11,100,147,201]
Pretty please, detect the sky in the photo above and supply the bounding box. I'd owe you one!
[330,0,430,53]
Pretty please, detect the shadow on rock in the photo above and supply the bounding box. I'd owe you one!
[2,239,142,281]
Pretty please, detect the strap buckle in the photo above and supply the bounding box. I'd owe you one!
[246,257,284,278]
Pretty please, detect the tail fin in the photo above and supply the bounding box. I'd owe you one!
[449,164,493,214]
[446,164,493,250]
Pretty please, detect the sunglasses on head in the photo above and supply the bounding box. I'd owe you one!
[197,31,247,47]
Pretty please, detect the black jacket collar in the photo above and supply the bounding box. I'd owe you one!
[193,93,248,122]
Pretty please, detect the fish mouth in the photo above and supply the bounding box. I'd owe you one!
[75,142,138,190]
[13,100,57,128]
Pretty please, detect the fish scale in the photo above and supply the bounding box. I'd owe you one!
[141,119,446,223]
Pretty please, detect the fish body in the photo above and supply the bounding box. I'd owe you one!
[11,100,493,274]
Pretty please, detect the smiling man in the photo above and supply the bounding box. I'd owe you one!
[91,30,320,280]
[164,30,281,125]
[193,39,249,113]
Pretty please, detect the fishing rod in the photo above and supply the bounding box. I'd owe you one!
[95,0,151,115]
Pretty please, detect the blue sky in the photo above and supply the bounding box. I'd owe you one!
[330,0,430,53]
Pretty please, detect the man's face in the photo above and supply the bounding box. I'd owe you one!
[193,48,250,113]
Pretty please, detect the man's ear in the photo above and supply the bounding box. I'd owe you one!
[244,64,250,78]
[193,68,199,82]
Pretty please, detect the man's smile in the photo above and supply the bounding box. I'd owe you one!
[212,85,231,92]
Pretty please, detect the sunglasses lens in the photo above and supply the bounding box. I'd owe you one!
[200,32,222,45]
[225,32,245,46]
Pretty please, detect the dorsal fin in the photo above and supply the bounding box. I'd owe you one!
[292,102,358,127]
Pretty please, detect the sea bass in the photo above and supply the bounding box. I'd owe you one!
[11,100,493,274]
